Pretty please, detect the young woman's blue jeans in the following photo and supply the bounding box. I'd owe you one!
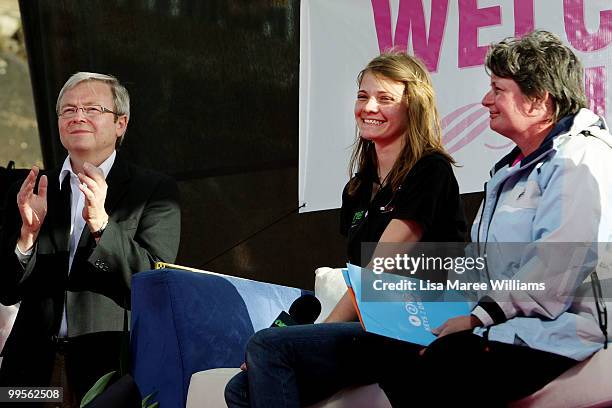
[224,322,422,408]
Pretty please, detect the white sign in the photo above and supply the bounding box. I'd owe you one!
[299,0,611,212]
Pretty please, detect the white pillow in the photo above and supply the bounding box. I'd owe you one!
[314,267,348,323]
[0,304,18,365]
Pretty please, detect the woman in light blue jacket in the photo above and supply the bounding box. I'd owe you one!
[422,30,611,406]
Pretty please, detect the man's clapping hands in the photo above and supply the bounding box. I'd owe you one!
[16,166,47,252]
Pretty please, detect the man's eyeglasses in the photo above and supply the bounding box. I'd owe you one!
[58,105,119,118]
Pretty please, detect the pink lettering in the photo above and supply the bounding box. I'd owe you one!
[458,0,501,68]
[585,66,607,117]
[564,0,612,51]
[514,0,535,37]
[371,0,449,72]
[371,0,393,52]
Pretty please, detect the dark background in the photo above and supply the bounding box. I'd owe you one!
[18,0,482,290]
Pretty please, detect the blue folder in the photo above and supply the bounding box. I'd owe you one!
[343,263,472,346]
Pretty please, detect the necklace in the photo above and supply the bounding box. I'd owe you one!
[376,171,391,188]
[371,171,390,202]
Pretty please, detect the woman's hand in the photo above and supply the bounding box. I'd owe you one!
[432,315,482,339]
[419,315,483,356]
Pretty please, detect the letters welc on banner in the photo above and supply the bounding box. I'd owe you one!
[299,0,611,213]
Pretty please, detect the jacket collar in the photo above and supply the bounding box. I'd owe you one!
[58,150,117,187]
[492,114,576,175]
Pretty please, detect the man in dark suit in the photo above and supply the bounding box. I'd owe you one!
[0,72,181,405]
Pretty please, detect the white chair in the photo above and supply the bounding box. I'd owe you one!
[0,304,18,369]
[186,268,612,408]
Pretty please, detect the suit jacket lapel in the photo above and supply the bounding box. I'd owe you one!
[103,154,131,215]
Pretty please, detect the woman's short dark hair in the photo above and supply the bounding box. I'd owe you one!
[485,30,587,122]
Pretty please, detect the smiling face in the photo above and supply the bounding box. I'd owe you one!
[481,74,543,141]
[354,72,408,145]
[58,81,127,164]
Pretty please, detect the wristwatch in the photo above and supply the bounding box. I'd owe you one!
[92,220,108,239]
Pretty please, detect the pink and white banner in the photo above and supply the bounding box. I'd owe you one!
[299,0,611,212]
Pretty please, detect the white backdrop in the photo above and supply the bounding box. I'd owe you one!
[299,0,611,212]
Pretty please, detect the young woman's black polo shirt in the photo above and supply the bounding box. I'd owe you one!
[340,153,466,266]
